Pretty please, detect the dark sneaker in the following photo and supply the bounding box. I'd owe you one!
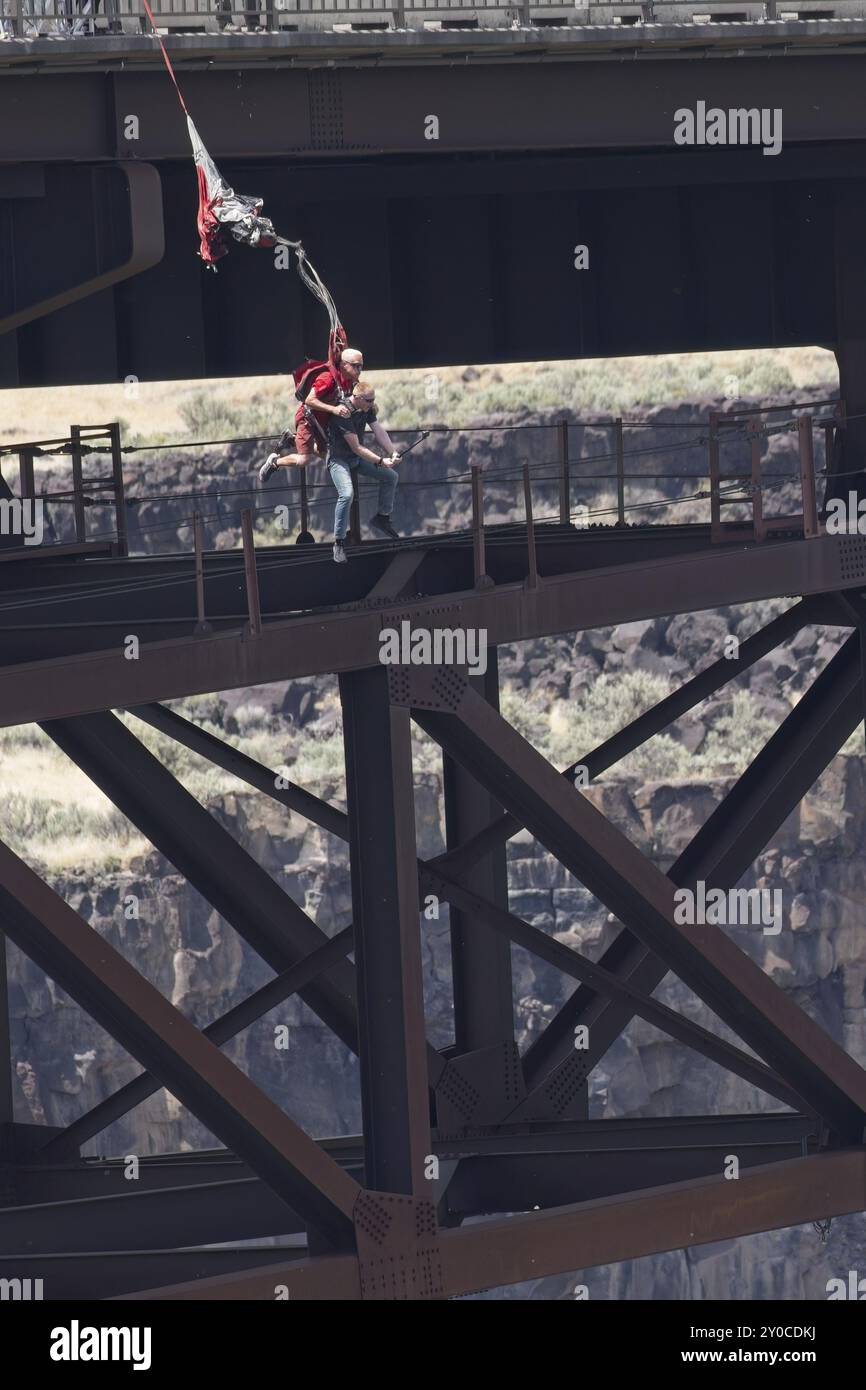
[259,452,279,483]
[370,513,399,541]
[277,429,295,453]
[333,540,348,564]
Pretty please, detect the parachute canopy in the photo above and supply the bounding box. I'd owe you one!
[141,0,345,353]
[187,116,278,267]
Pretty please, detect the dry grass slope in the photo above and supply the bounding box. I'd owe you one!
[1,346,837,460]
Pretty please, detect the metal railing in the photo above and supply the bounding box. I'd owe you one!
[1,0,550,37]
[0,405,844,588]
[709,399,844,545]
[0,423,127,557]
[2,0,862,36]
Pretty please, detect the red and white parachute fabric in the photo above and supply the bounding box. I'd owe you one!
[188,117,345,345]
[141,0,344,348]
[186,115,278,267]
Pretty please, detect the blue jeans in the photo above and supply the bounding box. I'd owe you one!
[328,455,398,541]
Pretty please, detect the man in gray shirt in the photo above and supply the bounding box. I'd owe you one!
[327,380,401,564]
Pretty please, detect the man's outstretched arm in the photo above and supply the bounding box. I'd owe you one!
[346,431,387,466]
[370,420,399,459]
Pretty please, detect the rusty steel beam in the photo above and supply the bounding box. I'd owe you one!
[128,676,827,1117]
[0,534,856,728]
[0,935,11,1127]
[436,1148,866,1299]
[426,863,805,1112]
[675,632,862,889]
[0,1177,308,1255]
[0,837,360,1246]
[8,58,866,172]
[118,1249,362,1301]
[434,1112,818,1158]
[38,927,354,1162]
[9,1118,813,1276]
[42,711,360,1052]
[129,604,809,1097]
[122,1149,866,1300]
[126,703,448,1091]
[833,593,866,752]
[12,1112,817,1204]
[340,667,430,1195]
[444,1130,819,1213]
[0,163,165,337]
[431,597,813,882]
[411,671,866,1139]
[128,630,852,1128]
[127,701,349,840]
[442,648,514,1056]
[14,1153,262,1205]
[365,549,426,600]
[1,1130,817,1269]
[520,630,864,1099]
[0,1248,304,1303]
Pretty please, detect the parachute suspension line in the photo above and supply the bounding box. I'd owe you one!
[140,0,188,113]
[276,237,345,354]
[138,0,346,359]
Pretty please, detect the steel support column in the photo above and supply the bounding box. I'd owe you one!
[834,180,866,481]
[339,666,430,1195]
[443,649,513,1055]
[0,932,12,1130]
[837,593,866,752]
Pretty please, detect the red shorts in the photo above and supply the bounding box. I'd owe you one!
[293,405,328,457]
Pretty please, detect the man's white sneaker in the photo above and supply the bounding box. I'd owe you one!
[333,541,348,564]
[258,453,279,483]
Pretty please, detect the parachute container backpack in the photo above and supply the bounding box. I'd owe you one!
[140,0,346,348]
[294,331,349,404]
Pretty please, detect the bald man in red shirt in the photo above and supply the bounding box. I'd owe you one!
[259,348,362,480]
